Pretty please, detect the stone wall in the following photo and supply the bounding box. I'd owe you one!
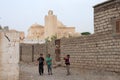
[20,44,33,62]
[60,0,120,72]
[19,0,120,73]
[94,0,120,34]
[47,41,56,64]
[61,33,120,72]
[20,41,56,64]
[34,44,46,61]
[20,43,46,62]
[20,34,120,72]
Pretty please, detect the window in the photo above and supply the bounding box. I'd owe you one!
[111,17,120,37]
[116,20,120,33]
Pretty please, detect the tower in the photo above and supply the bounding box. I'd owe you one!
[45,10,57,40]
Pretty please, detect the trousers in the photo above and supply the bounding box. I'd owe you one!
[39,64,44,75]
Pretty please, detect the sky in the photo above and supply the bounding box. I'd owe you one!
[0,0,107,35]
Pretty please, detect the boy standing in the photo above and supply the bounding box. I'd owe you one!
[46,54,52,75]
[64,54,70,75]
[37,54,44,75]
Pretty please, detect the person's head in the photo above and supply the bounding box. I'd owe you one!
[47,54,50,57]
[67,54,70,58]
[40,54,43,57]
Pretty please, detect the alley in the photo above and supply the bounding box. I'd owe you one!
[19,62,120,80]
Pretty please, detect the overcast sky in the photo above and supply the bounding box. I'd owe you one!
[0,0,107,35]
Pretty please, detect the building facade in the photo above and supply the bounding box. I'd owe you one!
[26,10,80,43]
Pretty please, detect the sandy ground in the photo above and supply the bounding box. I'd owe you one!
[19,62,120,80]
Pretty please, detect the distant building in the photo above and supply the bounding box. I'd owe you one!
[26,10,81,43]
[27,23,44,40]
[0,26,25,43]
[25,23,45,44]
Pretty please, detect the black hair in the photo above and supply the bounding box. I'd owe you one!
[67,54,70,57]
[40,54,43,56]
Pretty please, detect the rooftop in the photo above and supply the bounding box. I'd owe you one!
[31,23,44,28]
[93,0,114,8]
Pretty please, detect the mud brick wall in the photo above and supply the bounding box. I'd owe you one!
[20,43,46,62]
[46,41,56,64]
[20,44,33,62]
[20,42,55,63]
[61,33,120,72]
[34,44,46,61]
[61,0,120,72]
[19,0,120,72]
[94,0,120,34]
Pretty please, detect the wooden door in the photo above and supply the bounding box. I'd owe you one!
[55,39,61,62]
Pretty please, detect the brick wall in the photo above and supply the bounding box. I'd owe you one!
[20,41,56,64]
[60,0,120,72]
[94,0,120,34]
[19,0,120,73]
[20,43,46,62]
[34,44,46,61]
[20,34,120,72]
[20,44,33,62]
[61,33,120,72]
[46,41,56,64]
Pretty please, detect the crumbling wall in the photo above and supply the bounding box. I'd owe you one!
[0,31,20,80]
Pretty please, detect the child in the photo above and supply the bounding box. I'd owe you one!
[37,54,44,75]
[46,54,52,75]
[64,54,70,75]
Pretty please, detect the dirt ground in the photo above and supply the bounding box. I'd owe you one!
[19,62,120,80]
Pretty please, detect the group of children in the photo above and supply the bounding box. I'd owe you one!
[37,54,70,76]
